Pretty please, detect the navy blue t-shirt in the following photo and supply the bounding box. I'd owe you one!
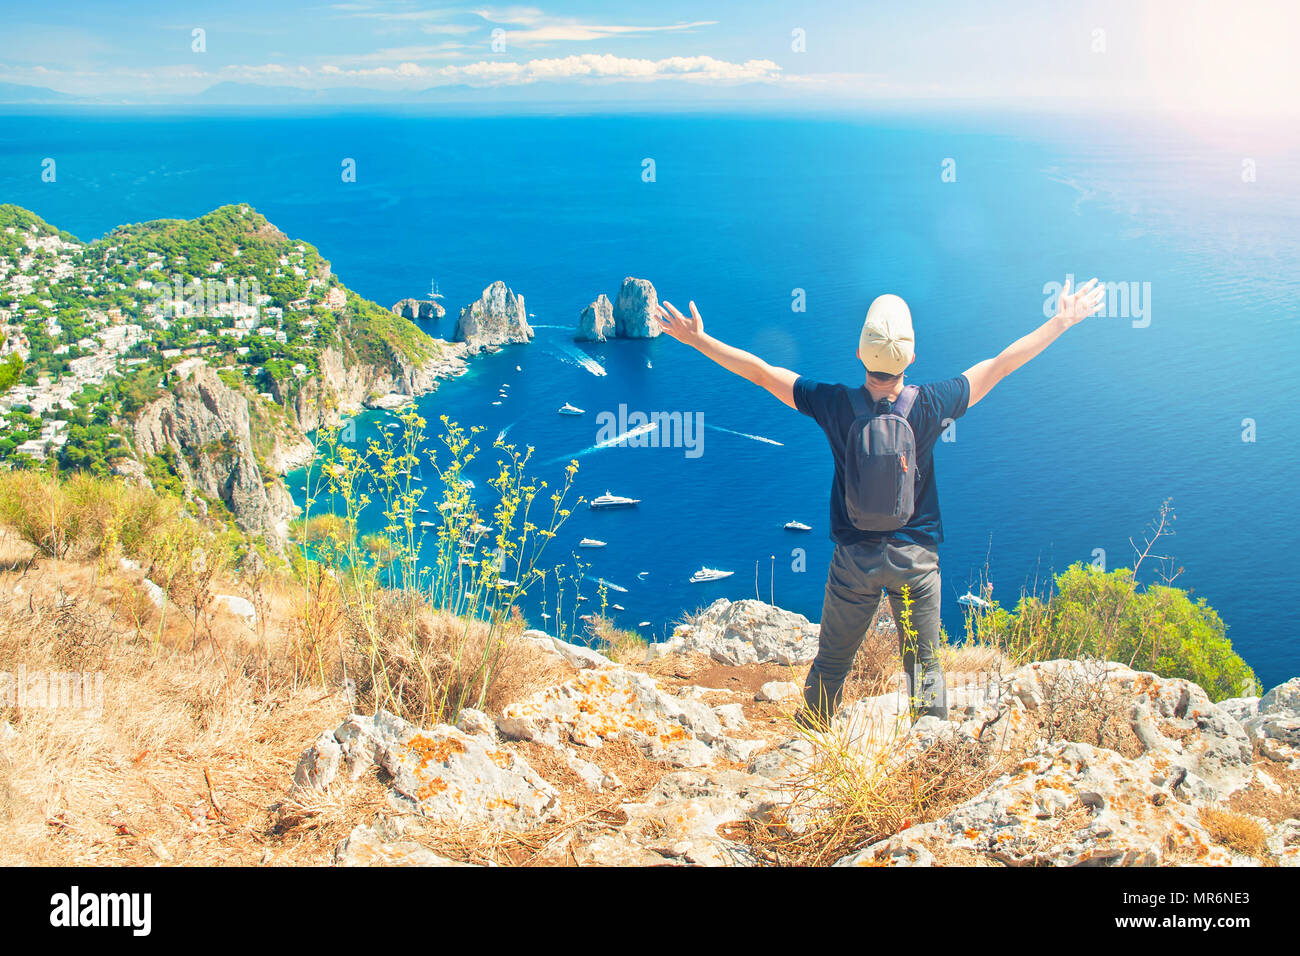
[793,375,970,548]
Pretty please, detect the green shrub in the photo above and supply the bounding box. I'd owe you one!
[974,562,1255,702]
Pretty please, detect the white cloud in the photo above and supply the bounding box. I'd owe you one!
[470,7,717,45]
[440,52,781,86]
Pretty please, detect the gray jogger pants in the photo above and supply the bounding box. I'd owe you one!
[802,540,947,721]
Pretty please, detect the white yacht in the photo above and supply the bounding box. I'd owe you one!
[558,402,584,415]
[589,491,639,509]
[958,591,993,611]
[579,538,607,548]
[690,567,734,583]
[784,520,813,532]
[612,604,625,611]
[638,620,651,627]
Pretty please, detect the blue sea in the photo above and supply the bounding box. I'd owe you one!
[3,109,1298,686]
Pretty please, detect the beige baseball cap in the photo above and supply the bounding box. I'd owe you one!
[858,294,915,375]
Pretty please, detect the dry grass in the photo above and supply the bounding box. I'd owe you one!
[734,717,1014,867]
[342,594,569,724]
[586,614,649,666]
[1199,807,1270,860]
[0,550,355,866]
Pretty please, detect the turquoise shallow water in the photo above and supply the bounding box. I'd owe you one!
[3,109,1297,684]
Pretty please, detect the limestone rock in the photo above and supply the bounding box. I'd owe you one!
[335,823,467,867]
[454,281,534,352]
[496,667,757,768]
[575,293,615,342]
[648,599,820,666]
[520,629,614,670]
[756,681,802,703]
[612,277,661,338]
[578,769,769,867]
[293,709,560,829]
[838,741,1240,867]
[214,594,256,627]
[390,297,445,322]
[142,578,167,610]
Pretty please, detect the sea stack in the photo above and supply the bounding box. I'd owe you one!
[454,281,534,352]
[612,277,661,338]
[391,297,445,321]
[574,293,615,342]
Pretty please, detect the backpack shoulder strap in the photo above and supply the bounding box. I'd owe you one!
[891,384,919,419]
[847,385,871,419]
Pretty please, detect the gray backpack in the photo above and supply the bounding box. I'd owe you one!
[845,385,920,532]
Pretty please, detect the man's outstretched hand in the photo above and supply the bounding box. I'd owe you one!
[1055,277,1107,327]
[656,300,706,347]
[652,297,799,408]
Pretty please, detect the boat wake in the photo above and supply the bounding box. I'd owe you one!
[547,420,659,464]
[585,575,629,594]
[548,344,607,377]
[704,423,784,446]
[496,420,517,444]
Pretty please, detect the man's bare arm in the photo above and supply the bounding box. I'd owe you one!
[656,300,799,409]
[964,277,1106,408]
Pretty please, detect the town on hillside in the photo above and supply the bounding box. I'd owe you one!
[0,203,434,476]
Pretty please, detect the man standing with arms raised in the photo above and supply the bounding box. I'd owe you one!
[656,277,1105,725]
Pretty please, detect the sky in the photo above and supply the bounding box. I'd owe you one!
[0,0,1298,113]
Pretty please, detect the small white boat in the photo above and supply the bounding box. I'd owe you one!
[579,538,606,548]
[577,595,589,603]
[612,604,624,611]
[636,571,649,580]
[419,520,436,528]
[459,555,477,566]
[690,567,734,583]
[541,612,552,620]
[516,365,522,371]
[598,578,628,593]
[958,591,993,611]
[646,360,653,369]
[497,578,518,588]
[638,620,651,627]
[470,522,491,535]
[491,400,501,406]
[558,402,584,415]
[784,520,812,532]
[590,491,639,509]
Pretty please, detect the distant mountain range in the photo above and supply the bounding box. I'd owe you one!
[0,78,822,111]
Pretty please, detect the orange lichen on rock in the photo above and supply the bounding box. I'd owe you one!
[406,733,467,773]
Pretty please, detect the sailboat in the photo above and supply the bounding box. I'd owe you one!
[429,278,444,301]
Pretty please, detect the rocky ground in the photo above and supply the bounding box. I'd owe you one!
[3,548,1297,867]
[288,599,1300,867]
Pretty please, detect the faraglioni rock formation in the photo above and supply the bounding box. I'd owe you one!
[390,297,446,321]
[613,277,661,338]
[574,293,615,342]
[454,281,534,352]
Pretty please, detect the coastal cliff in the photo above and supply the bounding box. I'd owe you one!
[134,360,295,548]
[454,281,534,352]
[288,341,468,433]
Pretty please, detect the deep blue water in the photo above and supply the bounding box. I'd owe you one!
[3,109,1297,685]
